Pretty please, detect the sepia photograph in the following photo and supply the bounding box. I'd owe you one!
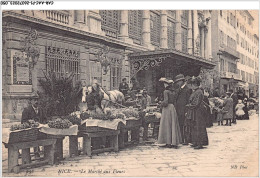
[1,1,259,177]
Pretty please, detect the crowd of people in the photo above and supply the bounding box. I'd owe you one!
[21,73,256,153]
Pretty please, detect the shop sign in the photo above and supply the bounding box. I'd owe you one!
[11,50,32,85]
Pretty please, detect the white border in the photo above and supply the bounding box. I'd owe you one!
[1,1,259,10]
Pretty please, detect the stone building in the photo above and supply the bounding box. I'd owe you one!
[211,10,259,96]
[2,10,215,121]
[236,10,259,97]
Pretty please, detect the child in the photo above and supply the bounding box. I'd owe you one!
[236,100,245,120]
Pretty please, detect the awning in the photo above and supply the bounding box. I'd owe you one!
[128,49,216,75]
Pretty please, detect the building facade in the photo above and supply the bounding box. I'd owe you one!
[211,10,259,96]
[3,10,215,121]
[236,10,259,97]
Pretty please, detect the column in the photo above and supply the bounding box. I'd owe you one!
[87,10,104,35]
[142,10,153,49]
[208,11,212,60]
[118,10,133,43]
[160,10,168,49]
[175,10,182,51]
[187,10,193,54]
[200,28,205,58]
[193,10,199,55]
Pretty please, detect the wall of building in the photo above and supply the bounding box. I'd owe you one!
[2,10,215,121]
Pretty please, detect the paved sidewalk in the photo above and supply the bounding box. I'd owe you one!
[2,113,259,177]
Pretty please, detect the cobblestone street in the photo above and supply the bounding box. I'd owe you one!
[2,113,258,177]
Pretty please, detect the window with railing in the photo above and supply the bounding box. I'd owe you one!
[42,10,70,25]
[167,20,176,49]
[110,58,122,90]
[150,11,161,46]
[100,10,119,39]
[241,70,245,81]
[129,10,143,45]
[46,46,80,83]
[228,62,236,73]
[220,58,225,72]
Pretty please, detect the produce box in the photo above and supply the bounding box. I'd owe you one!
[8,128,39,144]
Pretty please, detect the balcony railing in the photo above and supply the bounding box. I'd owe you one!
[220,44,240,59]
[220,71,242,80]
[41,10,70,25]
[101,26,118,39]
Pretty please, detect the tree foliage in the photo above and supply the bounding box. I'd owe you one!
[38,70,82,117]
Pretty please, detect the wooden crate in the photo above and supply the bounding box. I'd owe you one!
[8,128,39,144]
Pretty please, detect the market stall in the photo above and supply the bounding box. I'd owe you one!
[3,121,56,173]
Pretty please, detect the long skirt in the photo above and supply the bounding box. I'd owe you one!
[158,104,182,145]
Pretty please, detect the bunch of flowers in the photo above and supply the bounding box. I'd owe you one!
[48,118,73,129]
[10,120,40,131]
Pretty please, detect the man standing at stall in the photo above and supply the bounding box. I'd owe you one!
[174,74,192,145]
[21,97,47,124]
[119,78,129,96]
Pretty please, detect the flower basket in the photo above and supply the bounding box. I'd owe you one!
[8,128,39,144]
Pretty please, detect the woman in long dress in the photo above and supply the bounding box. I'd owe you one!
[158,78,182,148]
[186,77,208,149]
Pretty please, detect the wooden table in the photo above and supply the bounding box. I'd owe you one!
[118,119,142,148]
[78,127,120,156]
[4,139,56,173]
[46,135,65,162]
[143,114,160,141]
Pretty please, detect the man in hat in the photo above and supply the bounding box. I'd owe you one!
[131,77,140,92]
[222,91,234,126]
[229,89,238,124]
[21,98,47,124]
[174,74,192,145]
[142,88,151,107]
[21,97,47,158]
[119,78,129,96]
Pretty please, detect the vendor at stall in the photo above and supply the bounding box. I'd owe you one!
[21,98,47,124]
[88,81,104,114]
[119,78,129,96]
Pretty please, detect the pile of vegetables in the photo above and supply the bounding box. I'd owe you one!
[63,114,82,125]
[48,118,73,129]
[10,120,40,131]
[121,108,139,118]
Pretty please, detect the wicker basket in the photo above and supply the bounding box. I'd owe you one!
[8,128,39,144]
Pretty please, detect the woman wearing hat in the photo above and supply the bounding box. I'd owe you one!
[157,78,182,148]
[185,76,208,149]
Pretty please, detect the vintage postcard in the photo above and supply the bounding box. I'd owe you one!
[1,1,259,177]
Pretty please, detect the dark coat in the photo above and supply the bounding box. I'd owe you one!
[119,82,129,96]
[231,93,238,108]
[86,92,96,111]
[21,105,47,124]
[186,88,208,146]
[175,85,192,126]
[222,97,233,119]
[203,96,213,127]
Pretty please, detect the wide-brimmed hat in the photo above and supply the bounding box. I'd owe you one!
[159,77,173,84]
[174,74,185,83]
